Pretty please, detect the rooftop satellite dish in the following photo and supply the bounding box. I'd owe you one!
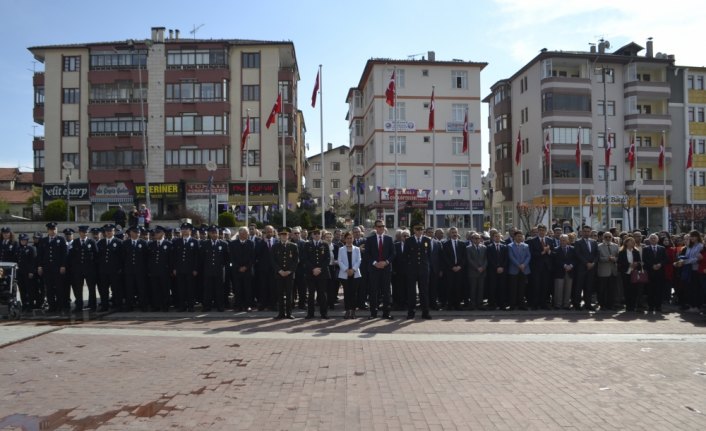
[205,161,218,171]
[604,40,611,49]
[62,161,74,170]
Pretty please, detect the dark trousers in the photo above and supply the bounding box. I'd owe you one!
[407,273,430,316]
[294,268,307,307]
[232,269,253,309]
[17,272,32,308]
[33,274,44,309]
[486,270,506,308]
[368,267,391,315]
[341,277,358,311]
[276,274,294,316]
[124,271,147,310]
[622,273,639,311]
[307,276,328,317]
[150,274,171,311]
[98,272,121,309]
[71,272,96,310]
[392,272,407,309]
[573,267,596,308]
[597,275,617,309]
[646,271,664,310]
[203,274,224,311]
[530,266,552,308]
[175,272,196,310]
[257,269,275,308]
[445,268,465,308]
[44,271,64,311]
[508,273,527,308]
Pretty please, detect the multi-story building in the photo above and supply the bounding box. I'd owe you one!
[29,26,304,223]
[305,143,354,222]
[347,54,487,229]
[485,39,676,233]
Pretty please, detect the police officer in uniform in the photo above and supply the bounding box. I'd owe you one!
[122,226,148,311]
[31,232,44,307]
[272,227,299,319]
[37,222,68,313]
[228,226,255,311]
[304,227,330,319]
[96,224,123,311]
[147,226,173,312]
[69,225,98,312]
[404,224,432,320]
[16,233,37,311]
[172,222,200,312]
[0,227,18,263]
[61,228,75,311]
[200,225,229,312]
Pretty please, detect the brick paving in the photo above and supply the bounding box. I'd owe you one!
[0,313,705,430]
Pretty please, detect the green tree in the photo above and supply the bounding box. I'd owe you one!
[44,199,74,221]
[218,211,237,227]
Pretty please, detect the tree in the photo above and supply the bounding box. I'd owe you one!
[516,202,547,234]
[44,199,74,221]
[218,211,237,227]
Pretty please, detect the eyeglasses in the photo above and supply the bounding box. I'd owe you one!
[375,225,384,228]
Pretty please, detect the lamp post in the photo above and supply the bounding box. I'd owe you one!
[62,160,74,222]
[129,39,151,213]
[205,161,218,225]
[356,176,362,226]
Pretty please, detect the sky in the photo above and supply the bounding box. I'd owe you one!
[1,0,704,173]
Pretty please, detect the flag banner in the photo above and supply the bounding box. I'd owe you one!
[628,134,636,170]
[515,130,522,165]
[658,134,665,170]
[605,133,612,167]
[385,71,395,107]
[544,132,551,164]
[687,138,694,169]
[575,130,581,167]
[265,92,282,129]
[462,112,469,153]
[241,113,250,150]
[428,89,435,130]
[311,71,320,108]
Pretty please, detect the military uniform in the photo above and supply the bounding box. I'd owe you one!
[37,225,68,312]
[97,227,123,311]
[147,233,173,312]
[200,233,229,312]
[403,232,432,319]
[304,237,331,318]
[69,231,98,311]
[228,237,255,310]
[272,231,299,318]
[0,237,18,263]
[122,233,149,311]
[171,225,200,311]
[16,236,37,310]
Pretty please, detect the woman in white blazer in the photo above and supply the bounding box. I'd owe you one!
[338,231,362,318]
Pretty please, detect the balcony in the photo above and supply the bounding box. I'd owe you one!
[33,105,44,125]
[88,135,144,150]
[492,97,511,116]
[623,146,672,162]
[624,81,670,98]
[88,69,148,85]
[625,179,672,194]
[542,177,595,191]
[278,167,299,192]
[88,103,147,117]
[33,136,44,150]
[164,67,229,83]
[541,76,592,92]
[624,114,671,132]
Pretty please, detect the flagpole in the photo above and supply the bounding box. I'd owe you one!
[635,130,639,231]
[578,126,582,229]
[393,66,399,229]
[690,136,695,230]
[547,126,553,228]
[280,84,287,228]
[319,64,325,229]
[662,130,667,232]
[431,86,436,229]
[245,108,250,224]
[467,108,473,230]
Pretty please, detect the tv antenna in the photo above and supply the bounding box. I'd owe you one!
[190,24,205,40]
[407,52,426,60]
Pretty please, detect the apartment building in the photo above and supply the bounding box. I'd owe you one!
[29,27,304,222]
[304,143,354,220]
[484,39,676,233]
[347,54,487,229]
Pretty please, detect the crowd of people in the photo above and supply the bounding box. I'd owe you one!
[0,219,704,319]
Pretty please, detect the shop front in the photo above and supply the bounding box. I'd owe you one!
[427,199,485,231]
[90,182,135,218]
[185,182,228,223]
[135,183,183,218]
[371,189,429,229]
[229,182,279,223]
[43,183,91,222]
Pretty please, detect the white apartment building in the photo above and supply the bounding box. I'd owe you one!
[305,143,354,218]
[347,54,487,229]
[485,39,677,233]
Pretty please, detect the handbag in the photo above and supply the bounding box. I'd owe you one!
[630,270,649,284]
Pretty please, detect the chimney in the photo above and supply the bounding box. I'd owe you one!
[168,29,173,40]
[590,44,596,54]
[598,41,605,54]
[175,29,180,40]
[151,27,165,43]
[151,27,158,41]
[646,37,654,58]
[427,51,436,62]
[327,143,333,151]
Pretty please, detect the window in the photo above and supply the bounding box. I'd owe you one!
[242,117,260,134]
[353,119,363,137]
[495,114,509,132]
[165,82,224,102]
[62,121,79,137]
[34,150,44,171]
[279,81,291,102]
[596,68,615,83]
[495,142,511,160]
[242,52,260,68]
[63,56,80,72]
[697,139,706,154]
[697,76,704,90]
[331,179,340,189]
[598,100,615,116]
[542,92,591,112]
[549,127,591,145]
[452,170,469,188]
[165,49,226,67]
[423,136,430,143]
[597,165,617,181]
[502,172,512,188]
[312,179,322,189]
[689,107,695,122]
[422,69,429,77]
[163,148,227,167]
[596,132,616,148]
[34,86,44,105]
[388,136,406,154]
[452,70,468,89]
[312,162,321,172]
[63,88,80,104]
[62,153,80,170]
[331,161,341,171]
[520,107,528,124]
[520,76,528,93]
[90,50,146,69]
[165,115,227,135]
[452,137,464,155]
[239,150,259,167]
[92,82,146,102]
[90,117,144,135]
[354,152,363,166]
[423,169,431,177]
[387,102,406,120]
[387,170,407,188]
[636,168,653,180]
[688,75,695,90]
[493,86,508,104]
[637,104,652,114]
[699,107,705,122]
[452,104,468,122]
[91,150,144,169]
[242,85,260,101]
[522,169,530,186]
[696,172,706,187]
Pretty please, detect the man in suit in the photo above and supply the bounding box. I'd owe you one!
[16,233,37,311]
[391,229,409,310]
[352,226,368,310]
[96,224,122,311]
[552,234,576,309]
[527,224,554,309]
[272,227,299,319]
[37,222,68,313]
[147,226,173,312]
[69,225,98,312]
[404,224,432,319]
[254,225,277,310]
[507,230,531,310]
[441,227,467,311]
[573,225,599,310]
[304,227,330,319]
[486,231,509,310]
[200,225,229,312]
[290,227,308,309]
[172,222,200,312]
[466,232,487,310]
[596,231,619,310]
[122,226,149,311]
[642,233,666,313]
[427,228,443,310]
[229,226,255,311]
[365,220,395,319]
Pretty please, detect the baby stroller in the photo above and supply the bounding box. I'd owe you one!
[0,262,21,319]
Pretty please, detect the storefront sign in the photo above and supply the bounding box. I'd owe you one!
[229,182,278,195]
[135,183,181,199]
[383,120,416,132]
[185,182,229,197]
[446,121,475,133]
[90,182,134,203]
[43,183,90,201]
[380,189,429,202]
[428,199,485,211]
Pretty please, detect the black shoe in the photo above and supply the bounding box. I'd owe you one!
[202,308,212,312]
[382,313,393,320]
[422,314,432,320]
[275,314,285,319]
[370,312,378,319]
[321,315,329,319]
[305,314,315,319]
[407,312,415,320]
[285,315,294,319]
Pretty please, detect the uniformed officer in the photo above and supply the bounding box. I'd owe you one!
[272,227,299,319]
[90,227,102,242]
[61,228,75,311]
[404,224,432,320]
[304,227,330,319]
[0,227,18,262]
[31,232,44,306]
[172,222,200,312]
[200,225,229,312]
[96,224,123,311]
[122,226,148,311]
[147,226,173,312]
[37,222,68,312]
[16,233,37,311]
[228,226,255,311]
[69,225,98,312]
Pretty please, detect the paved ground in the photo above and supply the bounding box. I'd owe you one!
[1,310,705,430]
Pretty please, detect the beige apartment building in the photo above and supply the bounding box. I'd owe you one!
[347,54,487,229]
[30,27,305,223]
[304,143,355,222]
[484,39,678,233]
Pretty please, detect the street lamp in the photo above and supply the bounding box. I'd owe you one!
[62,160,74,222]
[205,160,218,225]
[128,39,151,213]
[594,62,612,230]
[356,176,362,226]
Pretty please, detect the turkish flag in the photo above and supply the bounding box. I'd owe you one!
[575,130,581,167]
[544,132,551,164]
[462,112,469,153]
[428,89,435,130]
[627,135,636,170]
[687,138,694,169]
[311,71,320,108]
[658,134,665,170]
[241,114,250,151]
[385,71,395,107]
[265,93,282,129]
[605,133,612,167]
[515,130,522,165]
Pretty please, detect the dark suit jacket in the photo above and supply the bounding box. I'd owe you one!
[38,235,67,271]
[486,242,509,273]
[122,238,148,274]
[617,249,642,274]
[429,238,443,275]
[441,239,467,272]
[304,240,331,279]
[403,235,431,276]
[365,234,395,268]
[200,239,229,277]
[528,236,555,271]
[97,236,123,275]
[172,236,200,274]
[551,245,576,279]
[254,237,277,271]
[147,239,173,277]
[642,244,666,275]
[574,238,599,269]
[69,238,98,275]
[229,238,255,271]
